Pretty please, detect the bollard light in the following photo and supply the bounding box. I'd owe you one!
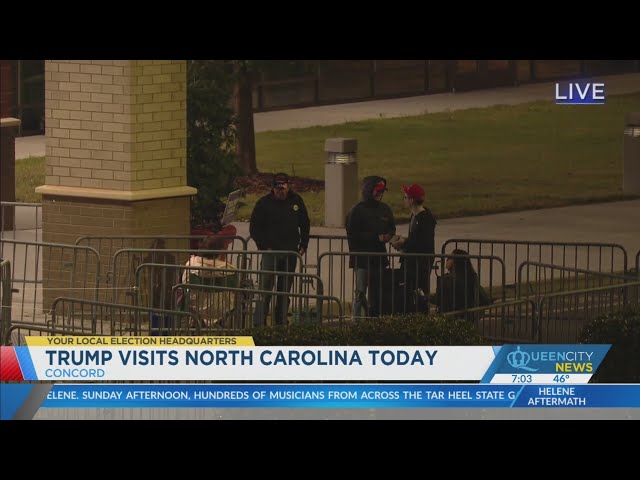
[623,112,640,194]
[324,138,359,227]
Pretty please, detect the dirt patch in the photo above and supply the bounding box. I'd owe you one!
[234,173,325,195]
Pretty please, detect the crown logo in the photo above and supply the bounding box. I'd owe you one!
[507,346,538,372]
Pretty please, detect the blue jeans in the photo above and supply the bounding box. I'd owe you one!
[353,268,369,319]
[253,252,298,326]
[352,266,384,318]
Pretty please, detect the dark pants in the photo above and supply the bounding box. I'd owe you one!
[397,257,433,313]
[253,252,298,326]
[150,314,173,336]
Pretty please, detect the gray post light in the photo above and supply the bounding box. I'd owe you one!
[324,138,359,227]
[623,112,640,194]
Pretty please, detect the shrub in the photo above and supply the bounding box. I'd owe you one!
[580,306,640,383]
[244,313,486,346]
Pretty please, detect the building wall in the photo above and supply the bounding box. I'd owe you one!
[0,60,15,117]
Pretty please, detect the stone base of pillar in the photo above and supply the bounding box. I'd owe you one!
[40,193,193,311]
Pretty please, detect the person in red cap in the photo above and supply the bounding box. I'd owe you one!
[346,175,396,318]
[390,183,437,311]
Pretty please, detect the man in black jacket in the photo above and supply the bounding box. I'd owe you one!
[250,173,310,326]
[346,176,396,318]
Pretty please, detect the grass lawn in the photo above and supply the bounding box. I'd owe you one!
[15,92,640,224]
[15,156,46,204]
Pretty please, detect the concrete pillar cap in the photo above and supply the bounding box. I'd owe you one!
[324,138,357,153]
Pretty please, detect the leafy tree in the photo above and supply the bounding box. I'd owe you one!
[233,60,258,175]
[187,60,240,229]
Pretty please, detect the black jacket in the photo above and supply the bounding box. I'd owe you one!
[402,209,437,257]
[345,176,396,269]
[250,190,310,252]
[431,272,491,319]
[399,208,437,290]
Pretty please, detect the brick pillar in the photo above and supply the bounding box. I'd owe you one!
[1,118,19,230]
[36,60,197,309]
[0,60,15,117]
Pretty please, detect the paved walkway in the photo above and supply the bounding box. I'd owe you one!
[15,72,640,159]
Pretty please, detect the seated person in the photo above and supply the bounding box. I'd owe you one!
[179,235,237,326]
[431,249,491,321]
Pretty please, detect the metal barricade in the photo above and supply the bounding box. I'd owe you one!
[537,281,640,343]
[443,238,628,296]
[134,263,324,329]
[317,251,505,318]
[111,248,303,306]
[4,323,110,346]
[75,235,248,302]
[442,298,537,343]
[0,239,101,325]
[171,283,343,331]
[1,259,12,344]
[49,297,202,336]
[516,261,631,299]
[75,234,248,257]
[0,201,42,241]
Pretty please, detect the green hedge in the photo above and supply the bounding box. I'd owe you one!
[244,314,486,346]
[580,306,640,383]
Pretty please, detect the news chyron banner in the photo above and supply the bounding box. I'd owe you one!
[3,337,608,382]
[2,337,640,419]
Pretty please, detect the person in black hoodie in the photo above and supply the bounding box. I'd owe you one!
[250,173,310,326]
[346,176,396,318]
[431,249,492,322]
[390,183,437,312]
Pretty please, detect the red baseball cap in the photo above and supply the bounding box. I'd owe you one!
[401,184,425,200]
[372,181,387,195]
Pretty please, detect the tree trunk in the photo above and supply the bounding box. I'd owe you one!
[234,63,257,175]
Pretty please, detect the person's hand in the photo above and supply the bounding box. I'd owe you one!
[298,246,307,256]
[390,235,405,249]
[379,233,393,243]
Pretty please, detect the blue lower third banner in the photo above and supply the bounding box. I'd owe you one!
[39,384,640,409]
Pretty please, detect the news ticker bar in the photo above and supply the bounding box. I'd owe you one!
[37,384,640,409]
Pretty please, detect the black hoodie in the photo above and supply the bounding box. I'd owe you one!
[345,176,396,269]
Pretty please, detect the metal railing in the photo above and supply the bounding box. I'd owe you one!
[516,261,632,299]
[1,259,12,344]
[316,251,506,318]
[49,297,202,336]
[111,248,303,305]
[75,234,248,254]
[134,263,324,329]
[537,281,640,343]
[171,283,343,331]
[442,298,538,343]
[443,238,628,292]
[75,235,248,299]
[5,323,109,346]
[636,250,640,278]
[0,239,101,325]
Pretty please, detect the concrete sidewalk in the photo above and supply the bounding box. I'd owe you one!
[15,72,640,159]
